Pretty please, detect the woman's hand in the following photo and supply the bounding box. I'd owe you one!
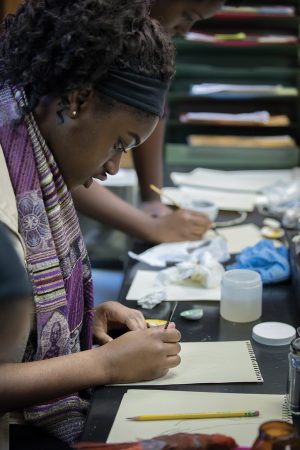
[95,326,181,384]
[93,301,147,344]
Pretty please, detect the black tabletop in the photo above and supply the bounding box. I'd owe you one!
[81,213,300,443]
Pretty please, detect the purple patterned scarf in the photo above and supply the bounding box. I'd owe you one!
[0,85,94,444]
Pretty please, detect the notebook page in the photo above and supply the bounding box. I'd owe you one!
[112,341,263,386]
[107,390,290,446]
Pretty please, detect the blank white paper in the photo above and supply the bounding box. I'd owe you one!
[126,270,220,301]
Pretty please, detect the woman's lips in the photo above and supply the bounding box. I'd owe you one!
[94,173,107,182]
[83,173,107,188]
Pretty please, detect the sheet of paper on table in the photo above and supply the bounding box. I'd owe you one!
[126,269,220,301]
[207,223,262,254]
[107,390,289,446]
[112,341,263,386]
[161,186,256,212]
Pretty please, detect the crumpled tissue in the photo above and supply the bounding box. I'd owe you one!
[128,236,229,268]
[137,290,166,309]
[227,239,290,284]
[155,254,224,289]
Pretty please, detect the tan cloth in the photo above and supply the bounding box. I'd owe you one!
[0,144,33,446]
[0,144,26,262]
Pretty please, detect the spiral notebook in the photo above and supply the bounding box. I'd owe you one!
[113,340,263,386]
[107,390,290,446]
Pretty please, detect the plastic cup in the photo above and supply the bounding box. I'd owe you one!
[183,199,218,221]
[220,269,262,323]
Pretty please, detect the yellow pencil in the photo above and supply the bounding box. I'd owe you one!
[127,410,259,421]
[149,184,181,209]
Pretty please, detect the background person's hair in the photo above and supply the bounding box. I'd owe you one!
[0,0,175,113]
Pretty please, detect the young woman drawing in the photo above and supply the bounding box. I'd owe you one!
[0,0,181,444]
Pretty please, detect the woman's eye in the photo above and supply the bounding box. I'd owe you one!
[114,140,129,154]
[182,11,194,21]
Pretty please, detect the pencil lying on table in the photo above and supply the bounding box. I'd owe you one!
[127,410,259,421]
[149,184,181,209]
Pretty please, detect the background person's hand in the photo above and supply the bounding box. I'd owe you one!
[141,200,172,217]
[97,326,181,383]
[93,301,146,344]
[148,208,212,243]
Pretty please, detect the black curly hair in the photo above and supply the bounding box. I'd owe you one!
[0,0,175,113]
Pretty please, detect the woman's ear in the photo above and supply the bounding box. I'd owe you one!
[67,88,93,118]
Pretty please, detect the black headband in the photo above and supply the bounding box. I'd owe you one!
[96,70,169,118]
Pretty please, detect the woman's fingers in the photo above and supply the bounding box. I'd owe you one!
[161,328,181,343]
[166,354,181,369]
[125,312,147,330]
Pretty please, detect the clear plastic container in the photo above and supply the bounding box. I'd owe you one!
[220,269,262,323]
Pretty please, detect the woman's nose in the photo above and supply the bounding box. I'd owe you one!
[104,152,122,175]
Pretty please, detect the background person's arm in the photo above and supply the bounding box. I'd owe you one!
[133,119,165,201]
[73,182,211,243]
[132,118,171,217]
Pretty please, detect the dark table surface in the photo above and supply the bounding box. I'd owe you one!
[81,213,300,443]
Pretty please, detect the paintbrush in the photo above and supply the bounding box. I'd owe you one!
[149,184,181,209]
[164,301,178,329]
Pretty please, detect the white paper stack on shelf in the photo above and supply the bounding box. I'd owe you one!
[221,5,295,15]
[171,168,300,193]
[179,111,290,126]
[190,83,298,97]
[185,32,298,44]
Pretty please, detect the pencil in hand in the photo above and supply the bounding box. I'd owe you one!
[127,410,260,421]
[149,184,181,209]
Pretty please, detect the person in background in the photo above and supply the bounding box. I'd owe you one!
[0,0,181,444]
[72,0,225,243]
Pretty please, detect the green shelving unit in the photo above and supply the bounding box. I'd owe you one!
[165,0,300,171]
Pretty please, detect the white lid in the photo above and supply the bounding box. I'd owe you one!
[252,322,296,346]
